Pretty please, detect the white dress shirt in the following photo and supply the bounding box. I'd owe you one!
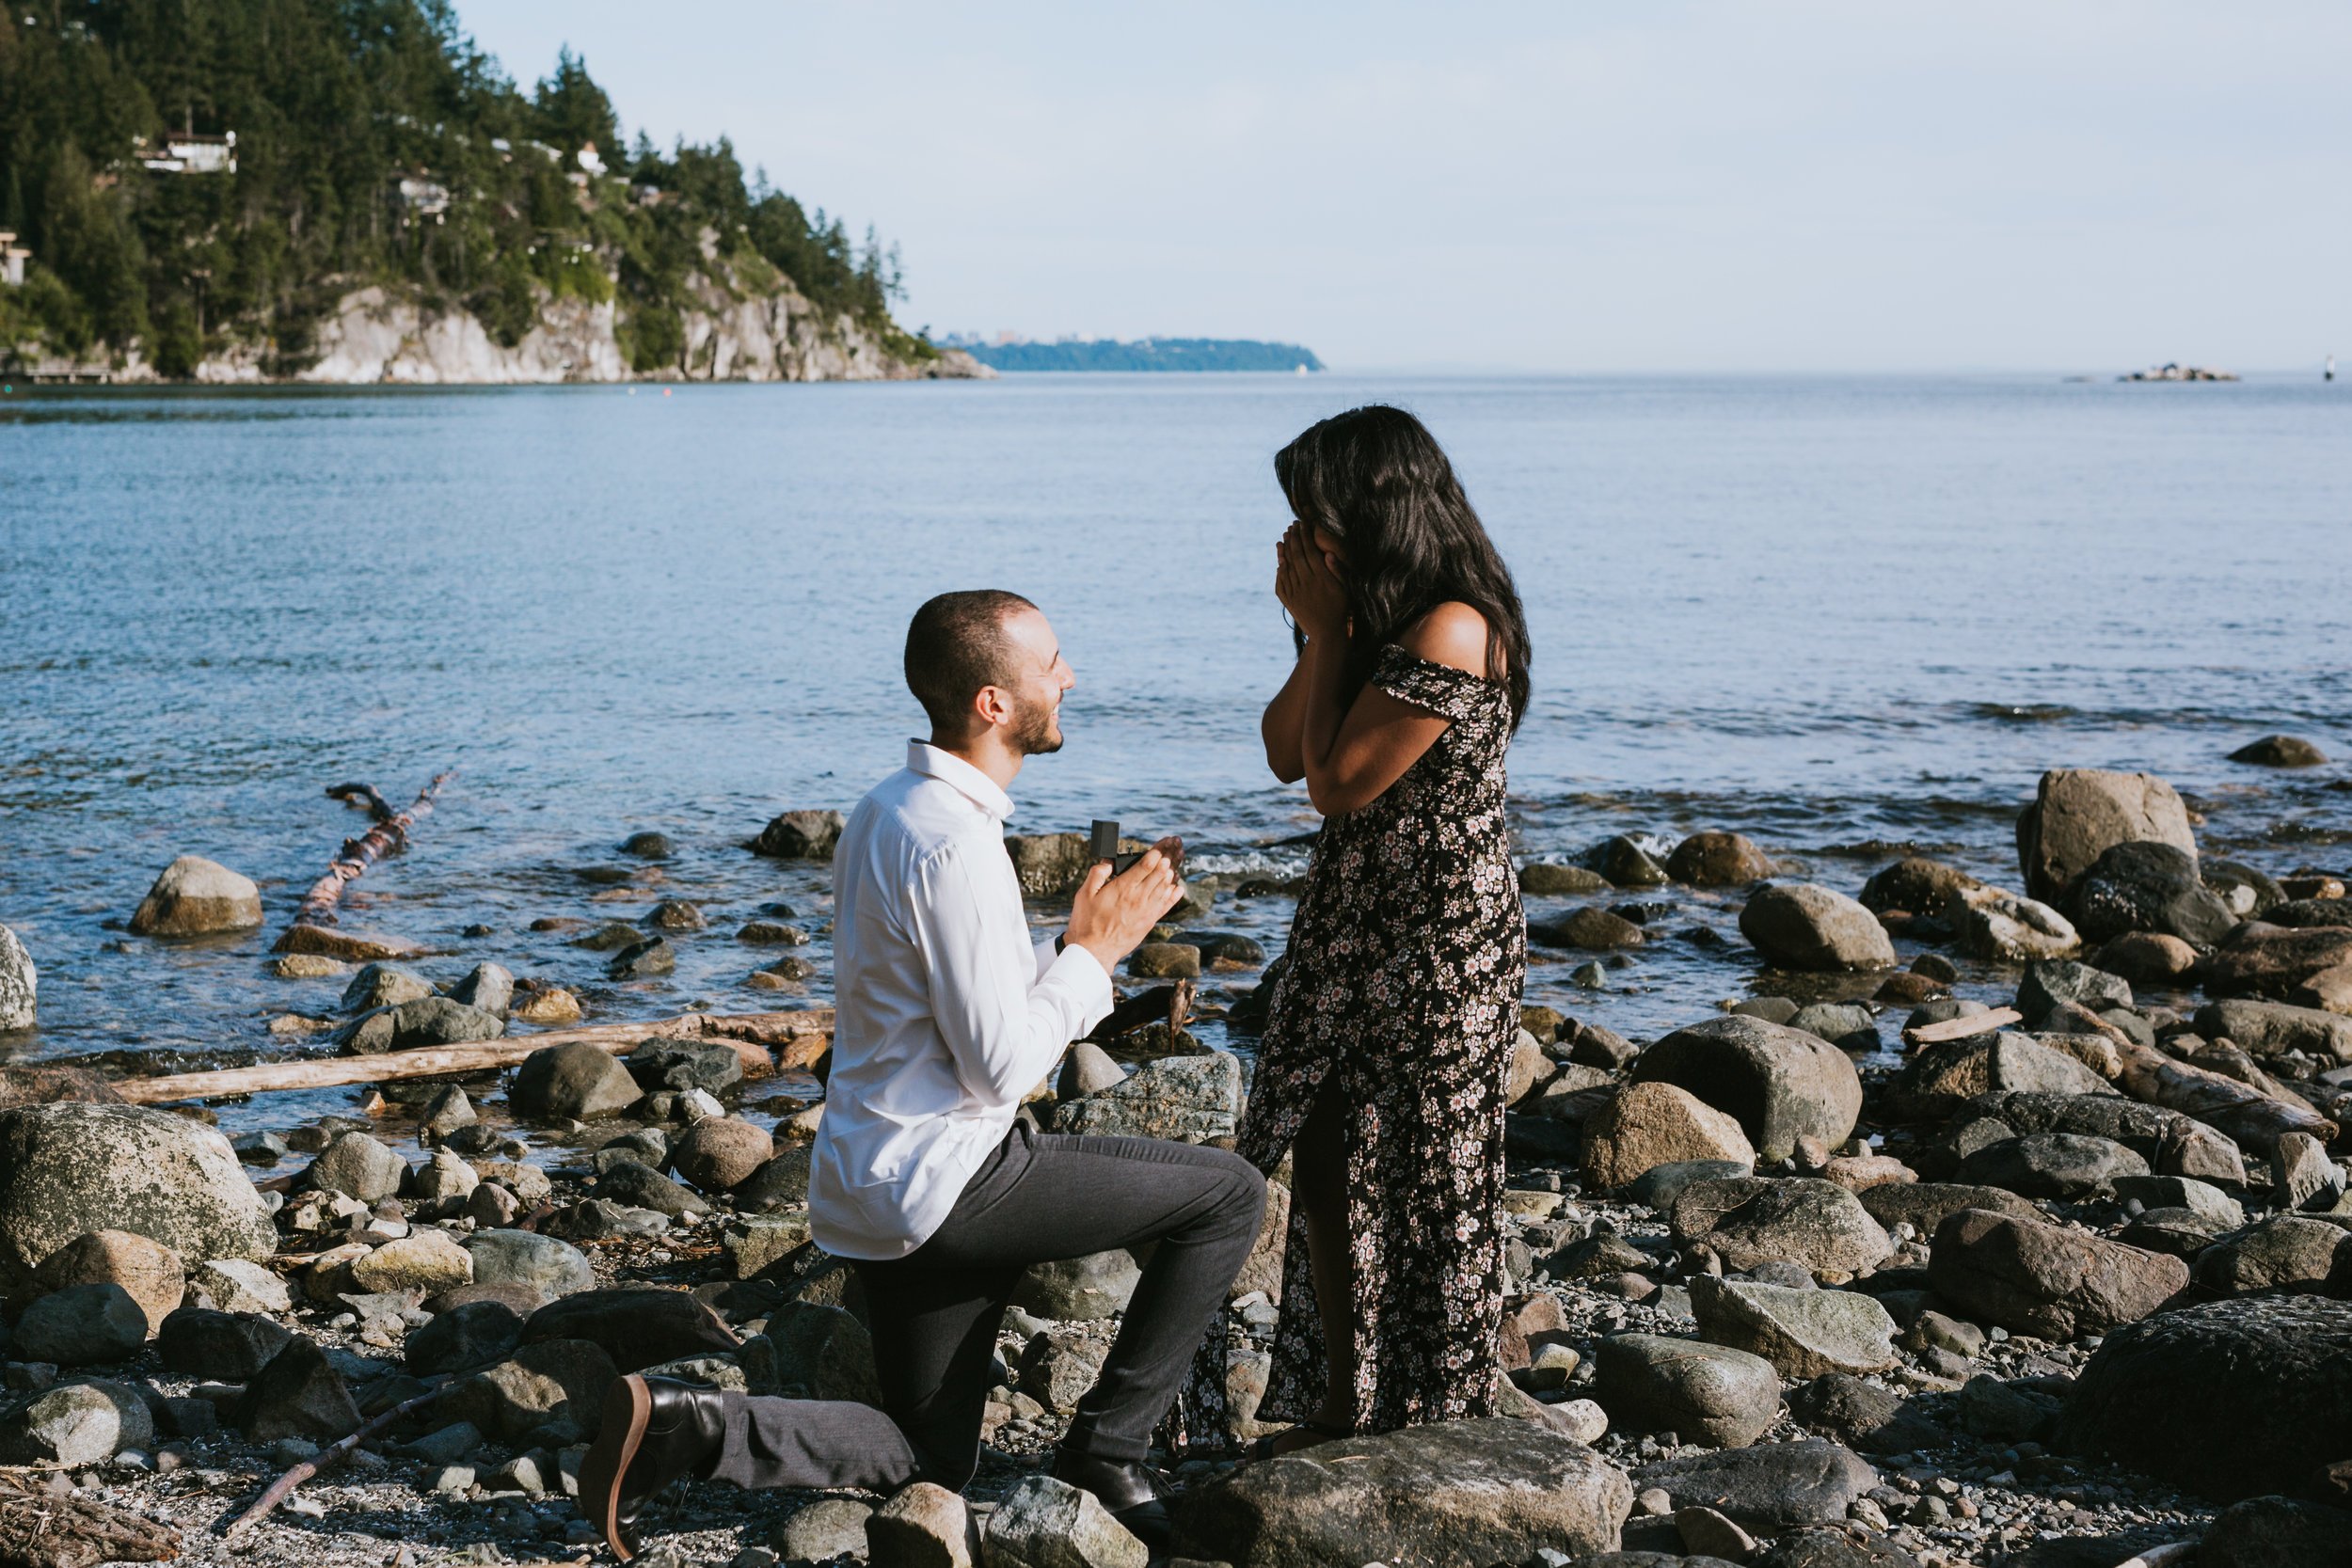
[808,741,1116,1259]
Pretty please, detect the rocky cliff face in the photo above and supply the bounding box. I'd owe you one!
[16,272,988,386]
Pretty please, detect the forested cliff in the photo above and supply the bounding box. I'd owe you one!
[0,0,978,381]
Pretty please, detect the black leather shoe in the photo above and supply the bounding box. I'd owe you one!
[1050,1448,1172,1553]
[578,1375,729,1560]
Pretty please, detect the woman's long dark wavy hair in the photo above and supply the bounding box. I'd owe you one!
[1277,404,1533,729]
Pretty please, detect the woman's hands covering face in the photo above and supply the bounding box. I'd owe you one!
[1276,520,1349,641]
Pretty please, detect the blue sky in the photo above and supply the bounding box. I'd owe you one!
[460,2,2350,373]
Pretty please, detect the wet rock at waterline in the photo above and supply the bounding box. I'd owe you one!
[0,922,37,1030]
[1740,882,1898,972]
[129,854,263,936]
[2016,768,2200,904]
[753,807,846,859]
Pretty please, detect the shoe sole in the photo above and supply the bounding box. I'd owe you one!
[578,1372,653,1562]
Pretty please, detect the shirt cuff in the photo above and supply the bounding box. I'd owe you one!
[1042,942,1116,1035]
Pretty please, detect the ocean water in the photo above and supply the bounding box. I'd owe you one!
[2,372,2348,1136]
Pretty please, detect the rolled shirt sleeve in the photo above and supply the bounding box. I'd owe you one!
[908,843,1114,1108]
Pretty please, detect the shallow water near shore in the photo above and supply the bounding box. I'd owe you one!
[3,372,2348,1141]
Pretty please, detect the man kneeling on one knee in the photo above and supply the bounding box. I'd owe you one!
[580,590,1267,1557]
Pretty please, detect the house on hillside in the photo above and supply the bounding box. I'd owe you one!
[136,132,237,175]
[0,231,28,287]
[577,142,607,177]
[394,172,452,218]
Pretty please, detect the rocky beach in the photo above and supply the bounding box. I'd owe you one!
[3,745,2350,1568]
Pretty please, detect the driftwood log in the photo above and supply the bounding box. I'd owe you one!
[272,773,452,953]
[115,1008,834,1104]
[2110,1033,2338,1156]
[1901,1007,2024,1046]
[0,1473,179,1568]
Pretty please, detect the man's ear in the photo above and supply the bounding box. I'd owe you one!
[972,684,1011,731]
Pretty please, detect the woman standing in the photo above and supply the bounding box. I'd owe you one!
[1240,404,1531,1448]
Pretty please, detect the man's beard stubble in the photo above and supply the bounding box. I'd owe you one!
[1011,692,1064,756]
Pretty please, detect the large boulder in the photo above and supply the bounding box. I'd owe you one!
[752,808,845,860]
[2192,1216,2352,1297]
[1011,1250,1143,1323]
[1858,1181,2040,1236]
[1581,1082,1756,1193]
[0,1380,153,1465]
[1055,1052,1242,1144]
[1629,1016,1863,1160]
[129,854,263,936]
[1956,1132,2148,1199]
[0,1102,276,1290]
[2068,841,2238,947]
[1966,1089,2248,1184]
[1927,1209,2186,1339]
[2057,1295,2352,1501]
[235,1336,364,1442]
[32,1228,185,1335]
[1884,1033,2113,1122]
[2201,922,2352,1000]
[2199,1496,2352,1567]
[157,1307,294,1380]
[1690,1277,1898,1378]
[1667,832,1775,887]
[307,1131,408,1201]
[1631,1439,1879,1533]
[2196,999,2352,1062]
[464,1230,596,1298]
[349,1229,475,1294]
[671,1117,773,1192]
[2016,769,2198,904]
[1169,1418,1632,1565]
[1669,1179,1892,1277]
[442,1338,618,1445]
[1740,884,1896,972]
[511,1041,644,1121]
[985,1474,1145,1568]
[519,1288,740,1373]
[1952,887,2081,962]
[1859,858,1985,920]
[0,922,34,1030]
[406,1300,526,1376]
[336,995,503,1054]
[1593,1334,1783,1448]
[12,1282,150,1365]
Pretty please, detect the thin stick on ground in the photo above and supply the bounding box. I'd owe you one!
[220,1377,454,1543]
[275,771,453,947]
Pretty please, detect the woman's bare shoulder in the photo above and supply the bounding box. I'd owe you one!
[1399,601,1497,677]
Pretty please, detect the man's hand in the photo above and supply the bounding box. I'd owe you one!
[1066,837,1184,974]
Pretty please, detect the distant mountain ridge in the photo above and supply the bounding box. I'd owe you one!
[948,336,1324,372]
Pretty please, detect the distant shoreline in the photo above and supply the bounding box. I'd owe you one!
[948,336,1324,373]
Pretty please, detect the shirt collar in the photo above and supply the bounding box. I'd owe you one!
[907,740,1016,824]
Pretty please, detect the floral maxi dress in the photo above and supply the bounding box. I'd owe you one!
[1232,642,1527,1434]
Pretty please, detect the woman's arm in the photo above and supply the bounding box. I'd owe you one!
[1261,653,1310,783]
[1296,602,1495,816]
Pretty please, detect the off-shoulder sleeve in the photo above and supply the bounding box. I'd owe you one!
[1370,642,1497,723]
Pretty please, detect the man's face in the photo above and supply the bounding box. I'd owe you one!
[993,608,1075,755]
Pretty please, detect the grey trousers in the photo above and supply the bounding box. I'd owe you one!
[707,1122,1266,1494]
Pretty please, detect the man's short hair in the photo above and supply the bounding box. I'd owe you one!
[904,590,1039,732]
